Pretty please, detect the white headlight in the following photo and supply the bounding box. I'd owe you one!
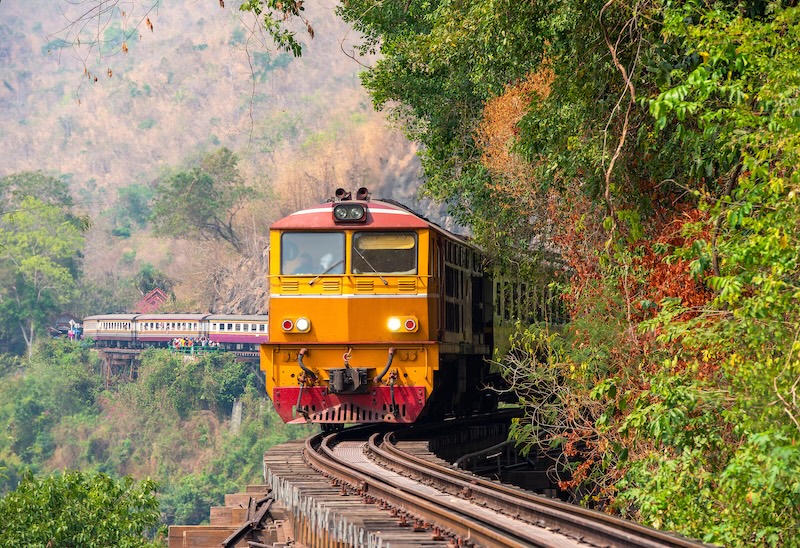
[387,317,401,331]
[295,317,310,332]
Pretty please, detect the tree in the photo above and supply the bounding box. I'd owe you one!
[151,147,256,252]
[111,184,154,237]
[134,263,174,297]
[0,470,161,548]
[0,173,87,355]
[329,0,800,544]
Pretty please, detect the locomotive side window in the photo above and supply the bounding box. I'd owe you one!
[281,232,345,275]
[352,232,417,275]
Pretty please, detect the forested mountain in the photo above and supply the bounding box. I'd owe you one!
[0,0,430,318]
[2,0,800,546]
[0,0,414,197]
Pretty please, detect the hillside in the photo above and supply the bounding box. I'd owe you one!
[0,0,438,312]
[0,0,410,192]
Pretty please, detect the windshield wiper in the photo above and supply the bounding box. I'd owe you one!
[308,259,345,286]
[353,247,388,286]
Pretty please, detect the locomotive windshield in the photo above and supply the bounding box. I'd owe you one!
[281,232,345,275]
[352,232,417,275]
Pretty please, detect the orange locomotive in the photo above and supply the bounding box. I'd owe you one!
[261,187,494,426]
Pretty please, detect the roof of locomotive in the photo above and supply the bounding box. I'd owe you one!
[271,198,459,237]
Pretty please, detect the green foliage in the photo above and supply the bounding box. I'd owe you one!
[131,350,252,420]
[252,51,292,82]
[159,386,312,525]
[336,0,800,542]
[0,171,75,210]
[619,366,729,455]
[74,273,142,317]
[0,470,161,548]
[151,147,256,252]
[134,263,174,297]
[239,0,309,57]
[619,6,800,543]
[0,172,87,355]
[160,470,235,525]
[619,418,800,545]
[107,181,154,238]
[0,338,308,532]
[0,340,103,472]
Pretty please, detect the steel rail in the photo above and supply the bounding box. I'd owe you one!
[376,430,713,548]
[304,433,580,548]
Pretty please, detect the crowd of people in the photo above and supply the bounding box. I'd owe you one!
[171,336,221,350]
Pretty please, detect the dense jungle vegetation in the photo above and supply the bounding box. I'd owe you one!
[309,0,799,545]
[0,340,310,546]
[2,0,800,545]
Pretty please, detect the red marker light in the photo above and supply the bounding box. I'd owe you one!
[281,319,294,331]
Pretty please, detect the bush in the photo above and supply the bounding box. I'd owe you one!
[0,469,162,548]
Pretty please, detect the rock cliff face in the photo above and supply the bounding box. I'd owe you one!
[208,245,271,315]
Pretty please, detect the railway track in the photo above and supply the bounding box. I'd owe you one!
[262,415,712,548]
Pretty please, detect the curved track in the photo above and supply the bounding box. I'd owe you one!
[300,418,712,548]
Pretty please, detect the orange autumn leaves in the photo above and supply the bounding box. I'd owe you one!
[475,66,554,212]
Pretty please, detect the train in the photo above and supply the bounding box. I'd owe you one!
[82,314,270,351]
[261,187,564,427]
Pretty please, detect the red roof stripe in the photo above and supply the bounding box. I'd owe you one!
[271,200,433,230]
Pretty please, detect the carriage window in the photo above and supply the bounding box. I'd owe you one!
[352,232,417,275]
[281,232,345,275]
[259,324,265,332]
[235,324,241,331]
[219,324,225,331]
[227,323,233,330]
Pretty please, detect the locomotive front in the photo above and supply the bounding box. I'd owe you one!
[261,189,439,424]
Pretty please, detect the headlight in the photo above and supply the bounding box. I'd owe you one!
[282,318,311,333]
[387,316,418,332]
[295,317,310,332]
[332,203,366,222]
